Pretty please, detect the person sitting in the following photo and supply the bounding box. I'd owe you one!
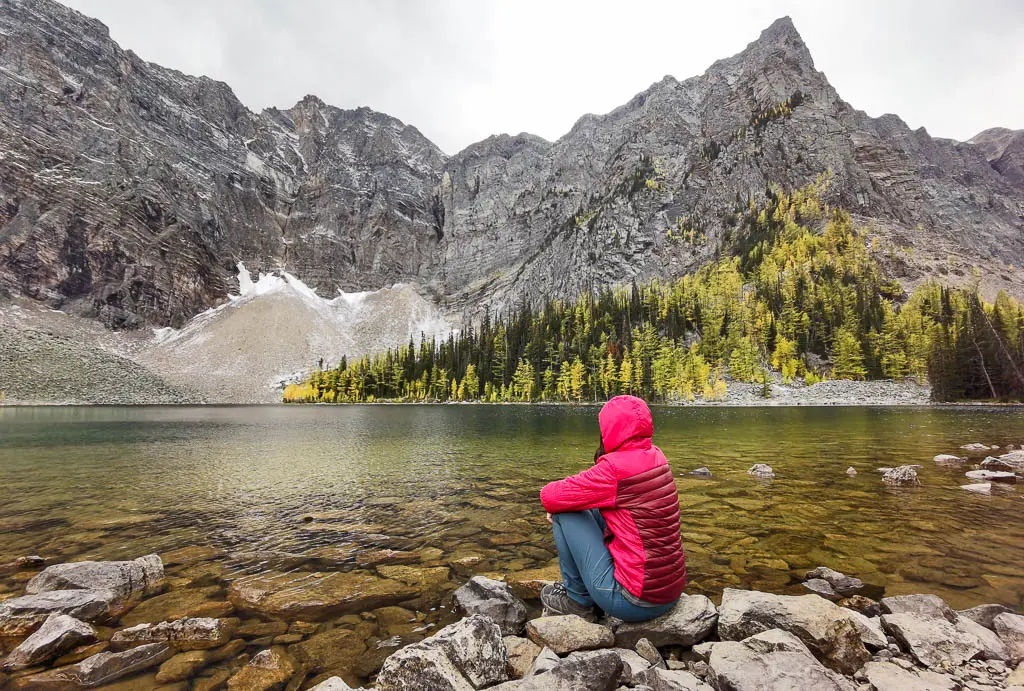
[539,395,687,622]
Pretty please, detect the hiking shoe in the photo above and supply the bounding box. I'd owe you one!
[540,582,598,621]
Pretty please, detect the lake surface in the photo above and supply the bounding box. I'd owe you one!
[1,405,1022,685]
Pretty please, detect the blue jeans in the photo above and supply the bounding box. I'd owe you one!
[551,509,675,622]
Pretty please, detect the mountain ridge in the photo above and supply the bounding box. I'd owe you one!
[1,0,1022,331]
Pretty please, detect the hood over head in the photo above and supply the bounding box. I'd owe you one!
[598,395,654,453]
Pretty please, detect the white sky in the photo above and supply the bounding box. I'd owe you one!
[62,0,1024,155]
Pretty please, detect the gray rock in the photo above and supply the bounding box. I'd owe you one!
[980,456,1018,471]
[510,650,624,691]
[635,637,666,668]
[747,464,775,478]
[109,617,235,651]
[961,483,993,494]
[995,613,1024,665]
[527,615,615,654]
[846,467,857,476]
[614,594,718,648]
[803,578,841,601]
[880,613,982,668]
[861,660,958,690]
[805,567,864,596]
[933,454,965,465]
[965,469,1018,483]
[26,555,164,612]
[707,636,856,690]
[11,642,173,688]
[307,679,355,691]
[377,643,475,691]
[961,444,993,452]
[632,667,711,690]
[430,614,509,688]
[691,642,716,662]
[741,628,813,655]
[2,613,96,670]
[528,646,561,676]
[0,555,45,576]
[0,589,117,636]
[504,635,542,679]
[879,594,957,623]
[609,648,651,684]
[688,467,712,477]
[959,604,1015,631]
[956,614,1009,661]
[880,466,921,485]
[840,608,887,651]
[452,575,528,635]
[717,588,870,675]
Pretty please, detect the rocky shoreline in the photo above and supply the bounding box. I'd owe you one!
[1,553,1021,690]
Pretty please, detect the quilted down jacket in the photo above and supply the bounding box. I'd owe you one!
[540,395,687,604]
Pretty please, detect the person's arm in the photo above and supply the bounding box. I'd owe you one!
[540,460,618,514]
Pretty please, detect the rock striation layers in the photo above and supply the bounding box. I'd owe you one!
[2,0,1023,331]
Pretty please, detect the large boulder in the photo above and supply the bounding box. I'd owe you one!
[995,612,1024,665]
[614,594,718,648]
[860,661,957,691]
[0,589,117,636]
[840,608,887,650]
[453,576,528,635]
[377,614,508,690]
[526,615,614,654]
[2,613,96,670]
[228,570,417,620]
[880,613,981,668]
[706,633,856,691]
[608,648,650,684]
[110,617,235,651]
[26,555,164,613]
[879,594,956,623]
[12,642,173,689]
[716,588,869,675]
[958,604,1015,631]
[955,614,1009,661]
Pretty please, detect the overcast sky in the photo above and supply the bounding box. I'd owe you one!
[62,0,1023,155]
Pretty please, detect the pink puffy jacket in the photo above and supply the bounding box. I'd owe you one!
[540,396,687,604]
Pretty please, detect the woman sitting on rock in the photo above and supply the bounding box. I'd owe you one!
[539,395,687,622]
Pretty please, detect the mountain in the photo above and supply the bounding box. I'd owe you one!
[971,128,1024,187]
[2,0,1023,334]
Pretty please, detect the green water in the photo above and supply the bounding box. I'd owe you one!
[0,405,1022,684]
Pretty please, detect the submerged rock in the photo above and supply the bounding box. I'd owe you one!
[961,443,993,452]
[0,589,117,636]
[717,588,870,675]
[506,565,561,600]
[12,642,173,689]
[226,647,296,691]
[154,639,246,683]
[961,482,993,494]
[292,626,367,676]
[933,454,964,465]
[2,613,96,671]
[228,570,417,620]
[120,585,233,625]
[110,617,235,651]
[526,615,614,654]
[614,594,718,648]
[453,575,528,635]
[707,632,855,691]
[747,464,774,478]
[26,555,164,613]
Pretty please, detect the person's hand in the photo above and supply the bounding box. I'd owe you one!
[545,512,552,524]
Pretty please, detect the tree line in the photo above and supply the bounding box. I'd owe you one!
[284,184,1024,404]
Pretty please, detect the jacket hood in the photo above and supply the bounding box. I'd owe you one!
[599,395,654,453]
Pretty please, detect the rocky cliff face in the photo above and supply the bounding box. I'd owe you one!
[2,1,1022,329]
[971,128,1024,188]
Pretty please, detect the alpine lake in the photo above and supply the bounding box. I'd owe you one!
[1,404,1022,687]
